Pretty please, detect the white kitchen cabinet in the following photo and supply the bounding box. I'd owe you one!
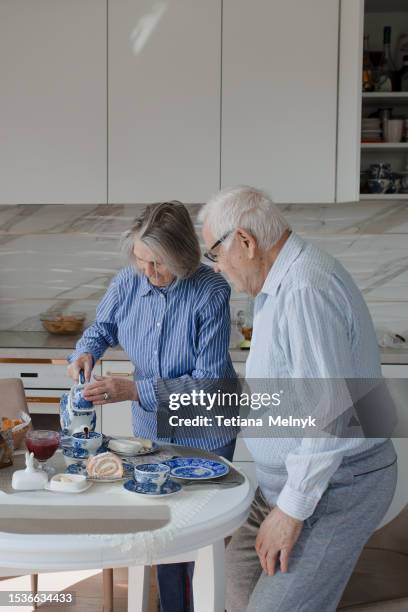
[108,0,221,203]
[222,0,339,203]
[0,0,107,204]
[337,0,365,202]
[101,360,134,437]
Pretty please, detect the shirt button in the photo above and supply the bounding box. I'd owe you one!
[157,322,161,327]
[154,350,158,354]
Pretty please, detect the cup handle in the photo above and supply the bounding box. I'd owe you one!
[79,370,85,385]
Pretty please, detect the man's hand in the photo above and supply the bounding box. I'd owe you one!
[255,506,303,576]
[67,353,93,383]
[82,375,139,404]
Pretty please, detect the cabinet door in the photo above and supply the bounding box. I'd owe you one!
[0,0,107,204]
[336,0,364,202]
[108,0,221,203]
[222,0,339,203]
[101,361,134,437]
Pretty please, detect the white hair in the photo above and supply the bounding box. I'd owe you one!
[199,185,291,250]
[121,201,201,280]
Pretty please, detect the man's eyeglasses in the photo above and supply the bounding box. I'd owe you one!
[203,231,232,263]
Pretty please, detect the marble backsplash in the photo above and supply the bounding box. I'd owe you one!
[0,201,407,337]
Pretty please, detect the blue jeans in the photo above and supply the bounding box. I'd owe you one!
[156,440,236,612]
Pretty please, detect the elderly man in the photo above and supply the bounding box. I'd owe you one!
[199,186,397,612]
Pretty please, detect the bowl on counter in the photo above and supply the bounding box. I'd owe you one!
[39,312,86,335]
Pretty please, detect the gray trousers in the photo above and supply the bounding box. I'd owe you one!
[225,440,398,612]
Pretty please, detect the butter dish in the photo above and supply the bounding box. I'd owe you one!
[46,473,91,493]
[11,451,48,491]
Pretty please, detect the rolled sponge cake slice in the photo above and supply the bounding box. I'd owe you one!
[86,452,123,479]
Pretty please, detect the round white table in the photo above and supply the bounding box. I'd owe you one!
[0,452,253,612]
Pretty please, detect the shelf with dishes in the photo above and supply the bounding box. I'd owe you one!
[360,97,408,200]
[360,4,408,199]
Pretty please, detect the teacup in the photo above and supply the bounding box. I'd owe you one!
[71,431,103,455]
[134,463,170,491]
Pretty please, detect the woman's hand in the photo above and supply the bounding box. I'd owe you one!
[255,506,303,576]
[67,353,93,383]
[82,375,139,404]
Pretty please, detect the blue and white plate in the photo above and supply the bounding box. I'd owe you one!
[63,447,89,460]
[65,462,87,475]
[123,478,182,497]
[164,457,229,480]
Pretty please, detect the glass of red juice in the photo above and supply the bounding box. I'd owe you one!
[26,430,60,475]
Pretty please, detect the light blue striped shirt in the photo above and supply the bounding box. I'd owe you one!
[68,264,236,449]
[245,232,384,520]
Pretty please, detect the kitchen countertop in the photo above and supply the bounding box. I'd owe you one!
[0,331,407,365]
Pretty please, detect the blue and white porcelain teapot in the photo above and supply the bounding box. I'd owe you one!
[60,370,96,435]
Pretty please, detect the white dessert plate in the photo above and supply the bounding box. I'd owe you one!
[108,438,159,456]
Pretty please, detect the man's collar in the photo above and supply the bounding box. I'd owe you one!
[261,232,305,297]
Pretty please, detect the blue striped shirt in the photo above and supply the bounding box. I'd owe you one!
[68,264,236,449]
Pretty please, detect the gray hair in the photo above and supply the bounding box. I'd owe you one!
[198,186,291,250]
[122,201,201,279]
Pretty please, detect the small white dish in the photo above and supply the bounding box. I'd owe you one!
[108,438,158,457]
[47,473,91,493]
[108,438,143,455]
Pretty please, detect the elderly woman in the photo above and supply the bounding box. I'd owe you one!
[67,201,236,612]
